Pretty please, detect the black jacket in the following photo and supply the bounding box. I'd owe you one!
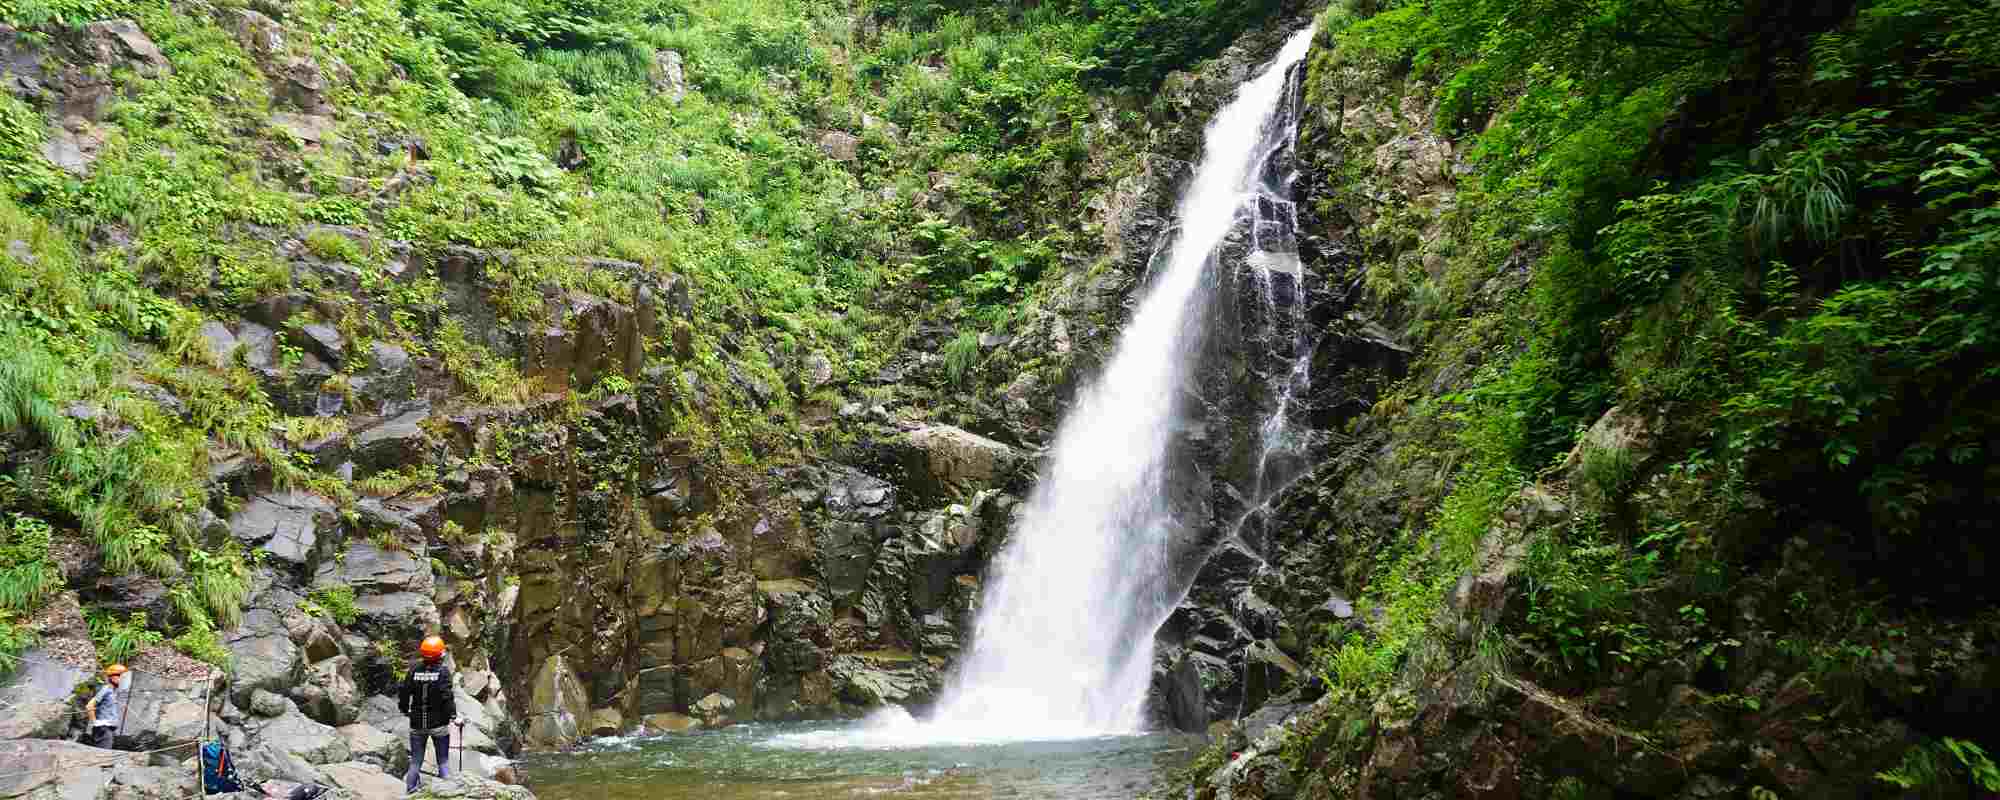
[397,660,456,731]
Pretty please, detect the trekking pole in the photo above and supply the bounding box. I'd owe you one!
[456,720,465,775]
[112,671,135,750]
[198,677,211,799]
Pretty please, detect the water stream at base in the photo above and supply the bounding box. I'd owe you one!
[522,722,1205,800]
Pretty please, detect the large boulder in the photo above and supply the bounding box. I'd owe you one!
[113,672,220,752]
[338,722,405,772]
[320,761,405,800]
[0,740,145,799]
[229,491,338,569]
[231,738,330,787]
[827,651,936,708]
[294,655,361,726]
[522,656,587,749]
[899,424,1022,501]
[223,580,307,706]
[0,649,91,739]
[252,704,352,765]
[100,764,195,800]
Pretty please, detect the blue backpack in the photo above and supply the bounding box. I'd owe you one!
[199,741,245,794]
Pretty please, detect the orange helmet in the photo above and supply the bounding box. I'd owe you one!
[419,636,446,660]
[105,664,128,677]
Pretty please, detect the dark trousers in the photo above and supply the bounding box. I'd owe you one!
[403,730,450,792]
[90,726,115,749]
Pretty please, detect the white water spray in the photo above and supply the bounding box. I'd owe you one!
[936,27,1318,742]
[766,26,1317,752]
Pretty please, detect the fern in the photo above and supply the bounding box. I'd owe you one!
[941,329,982,383]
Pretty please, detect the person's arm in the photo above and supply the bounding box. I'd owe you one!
[397,668,412,715]
[441,665,458,722]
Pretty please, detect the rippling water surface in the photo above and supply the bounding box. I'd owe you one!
[520,717,1203,800]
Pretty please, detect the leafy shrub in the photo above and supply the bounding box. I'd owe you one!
[0,513,61,613]
[88,611,163,666]
[1876,737,2000,795]
[0,608,35,676]
[308,584,361,626]
[304,230,367,264]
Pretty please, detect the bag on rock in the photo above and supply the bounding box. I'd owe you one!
[200,740,245,794]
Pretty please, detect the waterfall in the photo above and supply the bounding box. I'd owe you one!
[919,27,1320,741]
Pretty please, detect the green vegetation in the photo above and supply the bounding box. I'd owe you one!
[1876,737,2000,796]
[1294,0,2000,782]
[0,512,60,672]
[306,584,361,626]
[0,0,1287,653]
[87,610,163,666]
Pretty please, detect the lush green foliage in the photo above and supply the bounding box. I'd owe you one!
[87,609,163,666]
[1876,737,2000,795]
[0,0,1256,650]
[306,584,362,626]
[1297,0,2000,769]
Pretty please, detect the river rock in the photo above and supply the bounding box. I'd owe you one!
[690,692,736,725]
[339,723,404,771]
[253,704,352,765]
[321,761,405,800]
[294,654,361,725]
[523,656,587,749]
[101,764,197,800]
[0,740,146,799]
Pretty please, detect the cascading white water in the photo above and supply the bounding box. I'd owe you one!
[765,26,1317,752]
[928,27,1318,741]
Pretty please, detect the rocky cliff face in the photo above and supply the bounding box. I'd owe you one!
[0,7,1336,795]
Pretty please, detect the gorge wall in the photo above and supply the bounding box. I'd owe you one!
[4,0,1998,798]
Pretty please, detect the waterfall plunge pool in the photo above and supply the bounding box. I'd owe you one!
[519,715,1207,800]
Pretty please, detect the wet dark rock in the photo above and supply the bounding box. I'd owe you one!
[352,406,432,472]
[293,655,361,726]
[299,321,345,363]
[229,491,338,569]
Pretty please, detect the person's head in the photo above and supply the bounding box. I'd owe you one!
[419,635,446,663]
[105,664,127,686]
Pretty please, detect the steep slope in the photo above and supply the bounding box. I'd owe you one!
[0,0,1300,792]
[1175,0,2000,797]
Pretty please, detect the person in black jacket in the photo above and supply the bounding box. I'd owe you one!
[399,635,460,793]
